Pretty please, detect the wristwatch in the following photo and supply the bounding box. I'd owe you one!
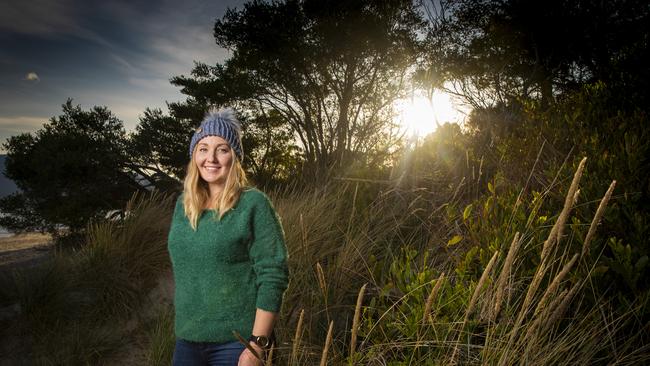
[248,334,271,350]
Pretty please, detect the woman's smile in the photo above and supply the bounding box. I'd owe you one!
[194,135,233,191]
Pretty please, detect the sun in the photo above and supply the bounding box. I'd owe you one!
[394,89,465,137]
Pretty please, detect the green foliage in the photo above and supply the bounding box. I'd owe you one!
[171,0,423,180]
[131,106,301,188]
[4,181,649,364]
[351,171,650,364]
[129,107,195,182]
[454,180,547,281]
[240,109,302,187]
[605,237,649,292]
[0,99,146,236]
[422,0,650,108]
[527,84,648,299]
[359,248,463,362]
[428,80,650,308]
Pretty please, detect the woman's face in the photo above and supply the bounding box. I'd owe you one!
[193,135,233,191]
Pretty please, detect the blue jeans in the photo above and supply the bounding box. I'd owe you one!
[172,338,245,366]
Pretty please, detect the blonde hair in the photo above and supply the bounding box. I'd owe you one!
[183,148,248,230]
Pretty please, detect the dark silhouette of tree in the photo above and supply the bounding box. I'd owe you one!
[241,109,302,186]
[420,0,650,109]
[170,0,423,180]
[129,108,194,185]
[130,105,301,187]
[0,100,146,236]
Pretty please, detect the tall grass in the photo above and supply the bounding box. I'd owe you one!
[0,191,175,365]
[3,161,649,365]
[143,305,175,366]
[265,160,649,365]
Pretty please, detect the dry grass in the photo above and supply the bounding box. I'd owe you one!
[422,272,445,324]
[0,233,53,270]
[465,250,500,324]
[290,309,305,365]
[0,191,175,365]
[320,320,334,366]
[0,232,52,251]
[350,283,367,360]
[533,253,579,317]
[5,161,647,365]
[541,157,586,262]
[503,157,588,353]
[266,162,648,365]
[582,180,616,257]
[451,250,499,364]
[493,232,521,319]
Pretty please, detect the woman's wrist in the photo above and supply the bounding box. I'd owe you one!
[247,342,266,358]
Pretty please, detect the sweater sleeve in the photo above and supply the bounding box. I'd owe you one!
[249,191,289,312]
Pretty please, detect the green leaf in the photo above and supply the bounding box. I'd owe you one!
[448,235,463,246]
[484,196,494,217]
[593,265,609,276]
[463,204,473,221]
[635,255,648,272]
[488,182,495,194]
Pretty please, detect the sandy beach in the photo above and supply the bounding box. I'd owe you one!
[0,233,53,272]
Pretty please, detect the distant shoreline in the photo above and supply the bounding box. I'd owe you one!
[0,232,53,272]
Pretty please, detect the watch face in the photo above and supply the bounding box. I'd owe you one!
[256,336,270,348]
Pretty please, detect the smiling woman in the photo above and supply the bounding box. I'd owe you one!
[170,108,289,366]
[193,136,233,194]
[394,89,466,137]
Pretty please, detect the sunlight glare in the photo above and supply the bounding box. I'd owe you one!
[394,90,464,137]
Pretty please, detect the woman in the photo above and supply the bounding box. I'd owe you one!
[167,108,289,366]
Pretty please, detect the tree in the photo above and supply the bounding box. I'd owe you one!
[419,0,650,109]
[0,100,147,236]
[170,0,423,180]
[129,108,194,186]
[129,105,301,187]
[241,109,302,186]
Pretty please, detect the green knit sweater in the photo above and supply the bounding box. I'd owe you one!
[167,188,289,343]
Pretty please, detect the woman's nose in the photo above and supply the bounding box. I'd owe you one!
[207,150,218,161]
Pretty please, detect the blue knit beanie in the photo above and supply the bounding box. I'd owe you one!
[189,108,243,161]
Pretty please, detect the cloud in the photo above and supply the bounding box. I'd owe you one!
[0,116,45,132]
[0,0,242,145]
[0,116,47,152]
[24,72,40,82]
[109,53,137,74]
[0,0,76,37]
[0,0,115,50]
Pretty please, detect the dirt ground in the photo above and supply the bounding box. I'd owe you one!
[0,233,53,364]
[0,233,53,273]
[0,233,174,365]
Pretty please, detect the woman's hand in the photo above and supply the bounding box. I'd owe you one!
[238,343,264,366]
[243,308,277,365]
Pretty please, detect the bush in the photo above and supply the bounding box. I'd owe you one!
[2,191,175,364]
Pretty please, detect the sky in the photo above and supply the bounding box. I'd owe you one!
[0,0,245,152]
